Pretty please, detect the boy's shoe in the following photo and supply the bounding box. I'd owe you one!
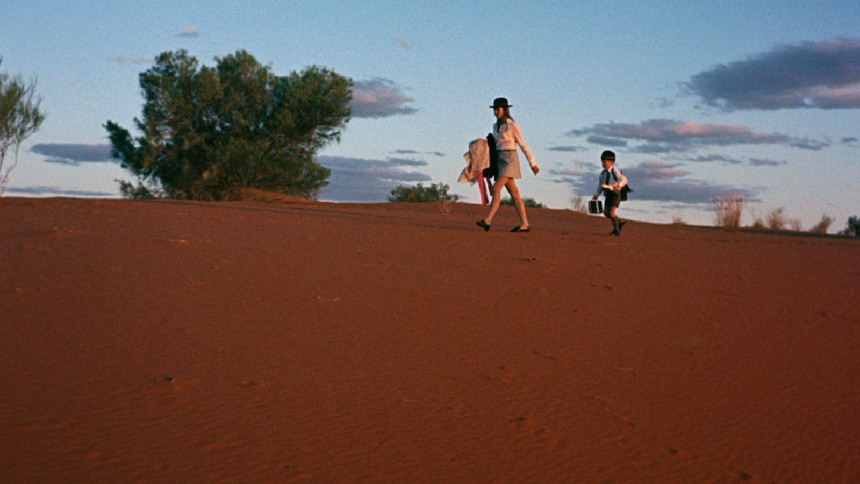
[609,229,621,236]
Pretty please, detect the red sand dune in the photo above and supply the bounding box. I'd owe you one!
[1,197,858,483]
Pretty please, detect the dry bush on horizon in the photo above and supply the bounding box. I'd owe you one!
[714,196,744,231]
[810,214,835,234]
[766,207,787,230]
[570,195,587,213]
[789,218,803,231]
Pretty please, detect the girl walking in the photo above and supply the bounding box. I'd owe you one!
[476,97,539,232]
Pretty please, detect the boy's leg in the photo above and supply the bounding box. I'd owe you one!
[609,206,620,232]
[604,194,621,234]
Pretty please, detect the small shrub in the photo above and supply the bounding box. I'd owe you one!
[841,215,860,236]
[789,219,803,231]
[388,182,458,203]
[500,197,545,208]
[570,195,587,213]
[766,207,786,230]
[672,215,685,225]
[750,216,765,229]
[809,215,834,234]
[714,196,744,231]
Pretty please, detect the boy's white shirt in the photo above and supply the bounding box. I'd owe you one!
[596,165,628,197]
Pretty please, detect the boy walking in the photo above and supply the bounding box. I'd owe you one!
[592,150,628,236]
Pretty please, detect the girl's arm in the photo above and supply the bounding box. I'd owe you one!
[510,121,536,168]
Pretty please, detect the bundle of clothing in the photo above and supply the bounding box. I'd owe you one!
[459,137,486,184]
[458,135,498,204]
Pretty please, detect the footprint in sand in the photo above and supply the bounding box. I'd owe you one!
[485,365,518,385]
[239,380,266,390]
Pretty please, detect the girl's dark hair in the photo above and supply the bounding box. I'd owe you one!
[496,107,514,129]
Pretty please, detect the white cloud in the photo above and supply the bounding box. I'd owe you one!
[317,155,431,202]
[685,38,860,110]
[351,78,417,118]
[178,26,199,37]
[4,185,117,197]
[568,119,828,152]
[395,37,413,50]
[749,158,788,167]
[552,160,758,205]
[108,55,155,65]
[30,143,114,166]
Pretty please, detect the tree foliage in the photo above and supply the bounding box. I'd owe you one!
[500,197,545,208]
[106,50,352,200]
[841,215,860,236]
[388,182,459,203]
[0,57,45,195]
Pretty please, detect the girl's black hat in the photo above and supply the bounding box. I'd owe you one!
[491,97,512,109]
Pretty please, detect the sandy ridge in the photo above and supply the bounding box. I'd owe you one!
[1,197,858,482]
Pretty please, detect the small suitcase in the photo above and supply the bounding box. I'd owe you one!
[588,200,603,214]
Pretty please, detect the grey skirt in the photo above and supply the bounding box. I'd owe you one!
[495,150,522,180]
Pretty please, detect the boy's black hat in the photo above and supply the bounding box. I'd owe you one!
[600,150,616,161]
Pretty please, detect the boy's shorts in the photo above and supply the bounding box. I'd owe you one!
[604,191,621,209]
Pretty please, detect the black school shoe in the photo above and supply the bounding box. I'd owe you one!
[476,220,491,231]
[511,226,530,232]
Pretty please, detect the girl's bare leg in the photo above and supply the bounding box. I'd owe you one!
[505,179,529,228]
[483,176,510,225]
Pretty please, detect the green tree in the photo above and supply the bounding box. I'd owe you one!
[500,197,545,208]
[0,57,45,195]
[388,182,458,203]
[106,49,352,200]
[841,215,860,236]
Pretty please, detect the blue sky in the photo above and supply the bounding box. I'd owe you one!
[2,1,859,231]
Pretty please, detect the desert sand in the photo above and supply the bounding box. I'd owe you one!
[1,197,858,483]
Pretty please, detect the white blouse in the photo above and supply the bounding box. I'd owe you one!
[492,119,536,167]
